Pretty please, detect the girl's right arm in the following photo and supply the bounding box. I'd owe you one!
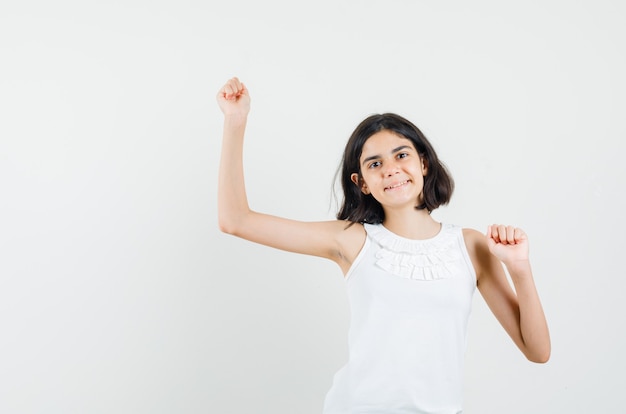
[216,77,363,272]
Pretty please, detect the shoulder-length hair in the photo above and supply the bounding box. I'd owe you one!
[336,113,454,224]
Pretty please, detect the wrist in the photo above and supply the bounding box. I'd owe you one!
[504,259,532,276]
[223,113,248,127]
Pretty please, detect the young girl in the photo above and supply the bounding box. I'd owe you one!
[217,77,550,414]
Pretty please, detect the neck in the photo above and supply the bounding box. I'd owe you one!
[382,207,441,240]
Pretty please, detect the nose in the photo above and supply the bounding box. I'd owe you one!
[382,160,400,177]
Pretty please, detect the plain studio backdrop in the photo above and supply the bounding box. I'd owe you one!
[1,0,624,413]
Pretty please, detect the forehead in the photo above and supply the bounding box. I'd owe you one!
[360,130,415,158]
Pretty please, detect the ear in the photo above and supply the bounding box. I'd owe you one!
[351,173,370,195]
[421,157,428,176]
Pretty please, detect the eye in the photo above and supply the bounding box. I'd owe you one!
[368,161,381,169]
[397,152,408,159]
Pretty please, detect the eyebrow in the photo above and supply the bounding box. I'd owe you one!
[361,145,413,166]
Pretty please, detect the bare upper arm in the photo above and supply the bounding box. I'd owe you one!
[223,210,366,273]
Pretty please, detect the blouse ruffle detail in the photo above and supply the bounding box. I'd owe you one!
[365,223,461,281]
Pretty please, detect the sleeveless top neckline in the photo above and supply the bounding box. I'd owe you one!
[347,222,465,281]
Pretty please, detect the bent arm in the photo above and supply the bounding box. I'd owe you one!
[465,227,551,363]
[217,113,251,235]
[216,78,363,269]
[500,259,550,362]
[217,115,342,258]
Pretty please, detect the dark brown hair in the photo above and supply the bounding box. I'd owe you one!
[336,113,454,224]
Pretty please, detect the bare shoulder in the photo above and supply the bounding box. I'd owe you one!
[462,227,486,254]
[462,227,491,279]
[462,227,504,285]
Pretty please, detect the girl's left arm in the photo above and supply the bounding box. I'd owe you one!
[464,225,551,363]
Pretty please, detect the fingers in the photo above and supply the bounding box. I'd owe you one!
[487,224,527,245]
[219,77,246,100]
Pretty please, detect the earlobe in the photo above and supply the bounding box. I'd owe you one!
[351,173,370,195]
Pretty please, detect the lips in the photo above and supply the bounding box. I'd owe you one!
[384,180,410,191]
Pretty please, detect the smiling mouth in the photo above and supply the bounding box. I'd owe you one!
[384,180,410,191]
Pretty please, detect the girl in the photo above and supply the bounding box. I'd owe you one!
[217,77,550,414]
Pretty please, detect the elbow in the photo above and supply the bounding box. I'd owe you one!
[528,354,550,364]
[218,210,249,236]
[217,204,237,234]
[526,347,551,364]
[218,217,239,235]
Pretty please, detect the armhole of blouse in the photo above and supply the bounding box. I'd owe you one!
[344,230,370,282]
[459,227,478,288]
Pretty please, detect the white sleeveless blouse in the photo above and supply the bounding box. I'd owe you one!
[323,223,476,414]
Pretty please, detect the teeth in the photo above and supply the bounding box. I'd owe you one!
[386,180,408,190]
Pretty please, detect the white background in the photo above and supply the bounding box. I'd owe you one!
[1,1,625,413]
